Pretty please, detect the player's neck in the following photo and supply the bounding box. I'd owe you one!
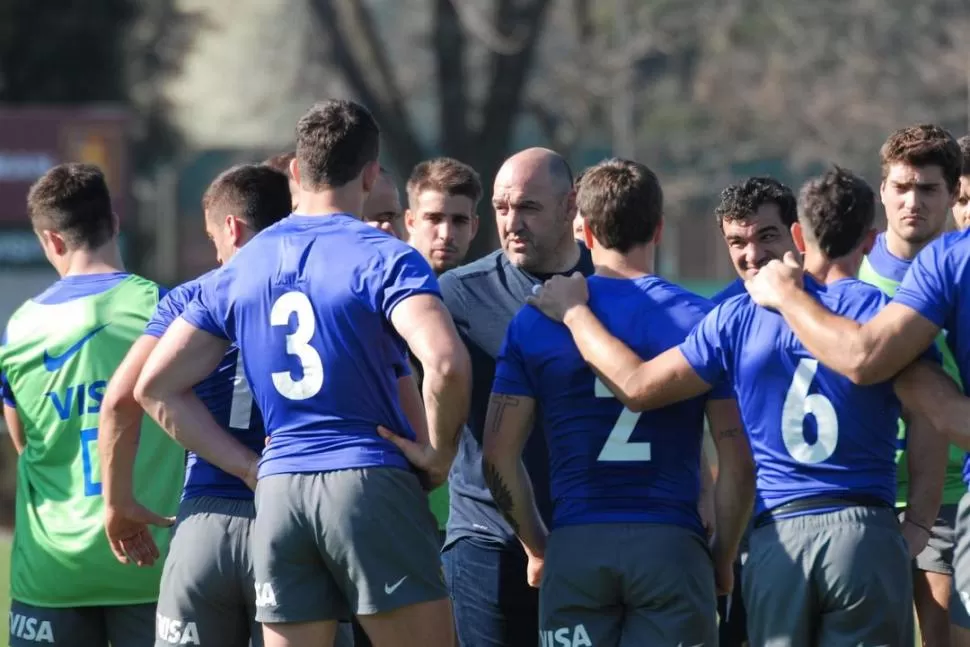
[293,185,364,219]
[591,245,655,279]
[884,230,933,261]
[802,252,857,284]
[57,243,125,278]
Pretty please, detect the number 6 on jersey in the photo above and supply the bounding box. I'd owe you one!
[595,378,651,462]
[270,291,324,401]
[781,358,839,464]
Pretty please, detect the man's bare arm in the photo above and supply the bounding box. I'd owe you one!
[698,431,718,537]
[561,305,711,412]
[390,294,471,462]
[772,290,939,385]
[4,405,24,455]
[893,360,970,451]
[481,393,548,558]
[99,336,157,508]
[706,399,755,586]
[135,318,258,487]
[901,408,946,533]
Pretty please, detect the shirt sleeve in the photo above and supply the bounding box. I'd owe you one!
[893,236,953,329]
[677,306,732,388]
[182,268,234,342]
[144,284,193,338]
[381,244,442,321]
[491,315,535,398]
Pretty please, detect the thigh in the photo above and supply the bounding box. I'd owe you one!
[155,498,252,647]
[540,527,622,647]
[743,523,815,647]
[104,603,157,647]
[253,474,347,624]
[443,538,538,647]
[316,468,447,616]
[9,602,105,647]
[622,525,717,647]
[815,508,914,647]
[950,493,970,629]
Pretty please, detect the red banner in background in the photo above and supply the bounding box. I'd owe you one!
[0,106,130,228]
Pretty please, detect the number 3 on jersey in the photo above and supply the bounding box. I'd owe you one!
[782,358,839,464]
[270,292,324,401]
[594,378,651,462]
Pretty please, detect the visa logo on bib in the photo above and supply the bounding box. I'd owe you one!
[540,624,592,647]
[9,612,54,643]
[46,381,107,421]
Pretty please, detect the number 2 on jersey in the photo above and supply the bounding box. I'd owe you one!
[594,378,651,461]
[270,292,324,401]
[781,358,839,464]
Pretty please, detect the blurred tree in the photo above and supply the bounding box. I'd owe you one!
[0,0,203,173]
[307,0,555,257]
[304,0,746,257]
[638,0,970,196]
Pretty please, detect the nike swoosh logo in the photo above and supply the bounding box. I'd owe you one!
[384,576,407,595]
[43,324,109,372]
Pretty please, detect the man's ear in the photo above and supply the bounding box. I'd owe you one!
[791,221,807,254]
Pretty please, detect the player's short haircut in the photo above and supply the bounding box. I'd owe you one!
[797,165,875,260]
[406,157,483,207]
[295,99,380,190]
[202,164,292,232]
[714,177,797,230]
[262,151,296,177]
[574,167,588,190]
[958,135,970,178]
[26,163,115,250]
[880,124,962,192]
[578,158,662,253]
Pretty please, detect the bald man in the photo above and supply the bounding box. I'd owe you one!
[362,167,407,240]
[422,148,593,646]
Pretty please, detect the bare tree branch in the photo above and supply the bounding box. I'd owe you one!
[307,0,425,168]
[476,0,553,152]
[435,0,468,153]
[447,0,528,55]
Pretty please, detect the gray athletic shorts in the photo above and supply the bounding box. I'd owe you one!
[744,505,913,647]
[897,502,957,575]
[9,600,155,647]
[947,492,970,628]
[252,467,446,624]
[155,496,260,647]
[539,523,717,647]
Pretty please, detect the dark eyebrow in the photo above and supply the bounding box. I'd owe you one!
[755,224,781,235]
[893,179,944,188]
